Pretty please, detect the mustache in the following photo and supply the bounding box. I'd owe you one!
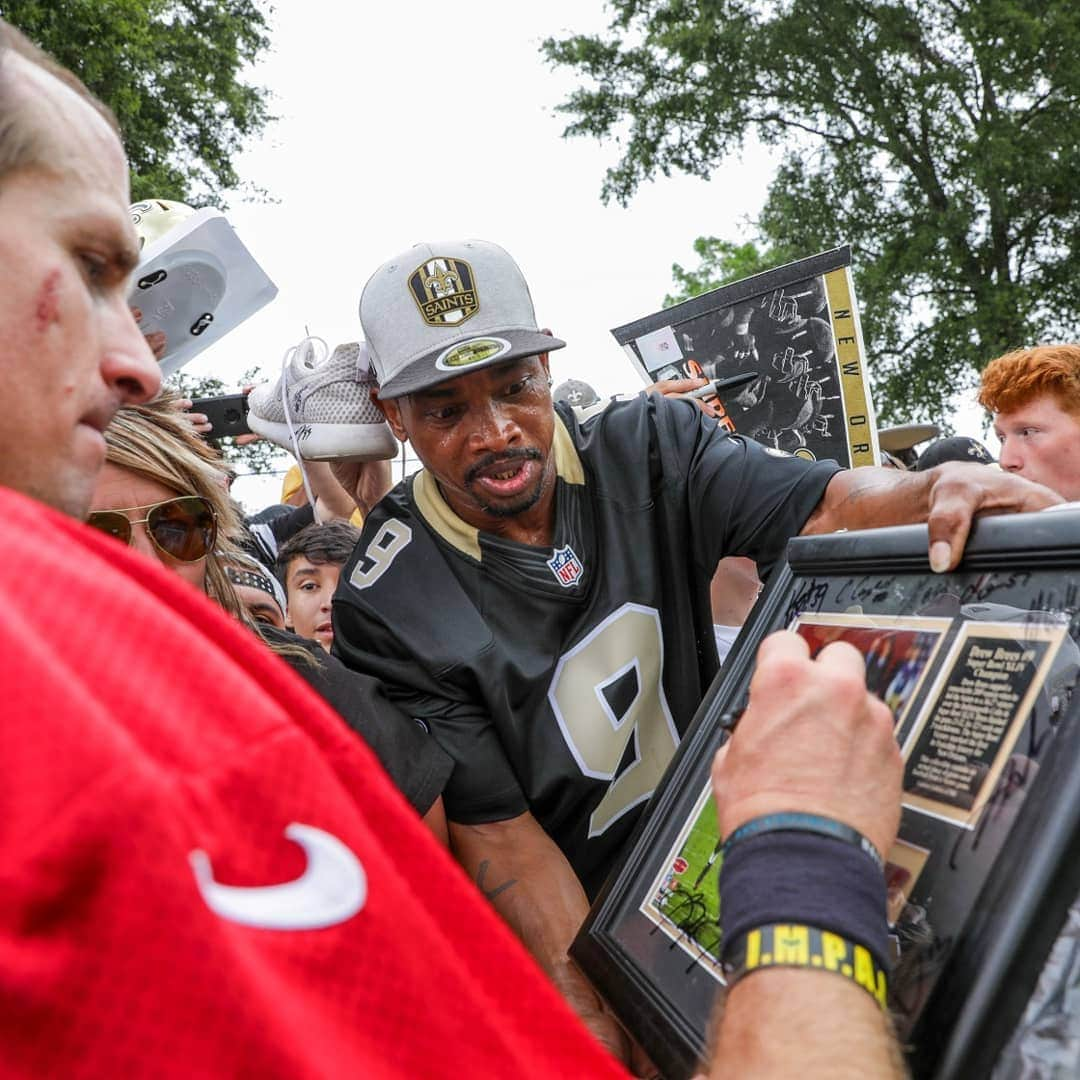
[464,447,542,485]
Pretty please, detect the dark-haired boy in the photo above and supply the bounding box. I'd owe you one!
[278,520,361,651]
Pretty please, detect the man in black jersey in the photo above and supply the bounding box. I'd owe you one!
[332,239,1058,1057]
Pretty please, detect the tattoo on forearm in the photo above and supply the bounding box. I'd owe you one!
[809,467,926,533]
[476,859,517,901]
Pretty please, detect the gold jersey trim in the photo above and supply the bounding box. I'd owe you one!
[412,470,481,560]
[411,415,585,560]
[552,413,586,487]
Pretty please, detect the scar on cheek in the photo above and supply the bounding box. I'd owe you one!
[35,270,62,332]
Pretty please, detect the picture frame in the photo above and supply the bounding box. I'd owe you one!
[610,246,878,468]
[572,507,1080,1079]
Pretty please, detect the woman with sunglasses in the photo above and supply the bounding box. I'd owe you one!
[89,400,239,608]
[87,393,451,842]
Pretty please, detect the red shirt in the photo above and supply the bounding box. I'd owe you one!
[0,488,626,1079]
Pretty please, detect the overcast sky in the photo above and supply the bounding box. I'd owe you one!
[195,1,777,389]
[182,1,982,508]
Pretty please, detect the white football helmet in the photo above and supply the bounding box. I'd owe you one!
[130,199,197,251]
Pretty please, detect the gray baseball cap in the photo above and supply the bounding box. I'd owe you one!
[552,378,600,408]
[359,239,565,398]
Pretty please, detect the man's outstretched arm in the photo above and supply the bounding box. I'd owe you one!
[328,457,394,518]
[448,813,631,1067]
[801,462,1060,572]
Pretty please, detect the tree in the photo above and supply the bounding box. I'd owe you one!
[664,237,792,307]
[5,0,273,205]
[543,1,1080,422]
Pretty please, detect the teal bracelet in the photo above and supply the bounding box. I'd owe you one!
[722,812,884,872]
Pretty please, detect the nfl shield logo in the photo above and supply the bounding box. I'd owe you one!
[409,256,479,327]
[547,544,584,588]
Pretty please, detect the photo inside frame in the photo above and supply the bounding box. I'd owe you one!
[639,784,725,980]
[791,613,950,733]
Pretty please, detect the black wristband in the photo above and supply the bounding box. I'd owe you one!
[723,811,884,872]
[718,830,890,975]
[723,923,888,1009]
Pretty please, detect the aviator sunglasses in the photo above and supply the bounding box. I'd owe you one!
[86,496,218,563]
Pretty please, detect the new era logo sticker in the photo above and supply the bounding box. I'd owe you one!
[547,544,584,588]
[409,256,478,327]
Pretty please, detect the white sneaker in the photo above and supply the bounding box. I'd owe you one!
[248,337,398,462]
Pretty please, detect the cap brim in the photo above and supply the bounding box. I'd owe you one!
[879,423,941,453]
[377,329,565,399]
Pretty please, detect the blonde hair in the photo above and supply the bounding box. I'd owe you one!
[0,17,120,183]
[104,392,318,668]
[104,391,247,620]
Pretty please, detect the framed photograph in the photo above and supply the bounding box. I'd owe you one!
[572,508,1080,1079]
[610,246,878,467]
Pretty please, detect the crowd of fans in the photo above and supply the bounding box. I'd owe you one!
[4,13,1080,1079]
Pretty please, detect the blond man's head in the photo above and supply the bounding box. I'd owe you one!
[0,18,159,517]
[0,18,120,184]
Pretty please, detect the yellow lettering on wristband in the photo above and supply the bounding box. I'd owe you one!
[774,924,810,965]
[725,925,888,1012]
[746,928,762,968]
[821,931,847,972]
[854,946,878,997]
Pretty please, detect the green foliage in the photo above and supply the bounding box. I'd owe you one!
[169,369,285,476]
[664,237,793,306]
[543,1,1080,422]
[4,0,273,206]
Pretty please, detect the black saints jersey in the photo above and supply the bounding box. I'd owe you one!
[333,394,839,897]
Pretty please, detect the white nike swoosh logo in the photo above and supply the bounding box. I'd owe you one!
[189,823,366,930]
